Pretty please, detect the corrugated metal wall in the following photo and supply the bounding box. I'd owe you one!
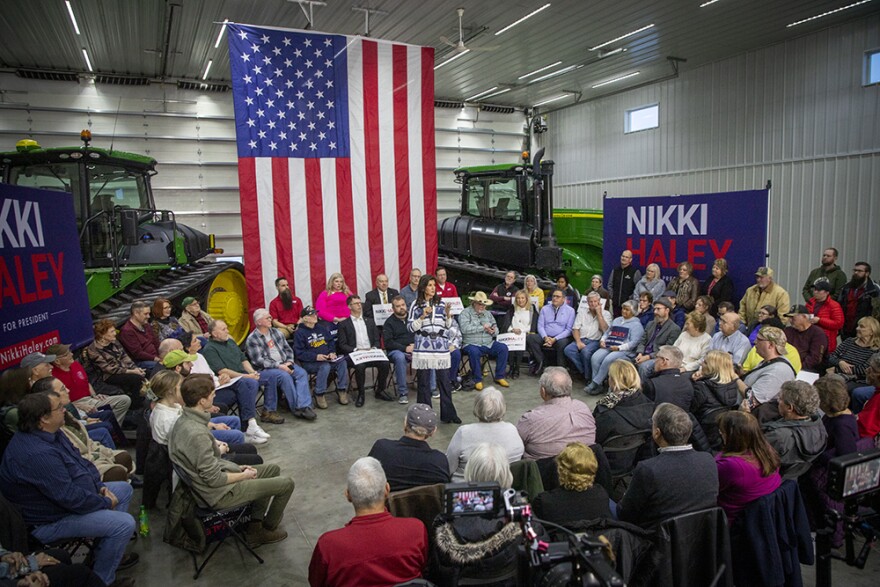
[0,75,527,259]
[545,15,880,295]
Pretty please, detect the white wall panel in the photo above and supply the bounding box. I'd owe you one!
[545,15,880,296]
[0,74,527,259]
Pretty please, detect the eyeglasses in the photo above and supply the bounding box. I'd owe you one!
[50,404,66,412]
[755,337,769,343]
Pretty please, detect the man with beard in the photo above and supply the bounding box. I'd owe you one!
[383,296,416,404]
[837,262,880,339]
[801,248,847,302]
[269,276,304,339]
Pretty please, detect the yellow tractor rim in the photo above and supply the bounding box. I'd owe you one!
[206,268,249,345]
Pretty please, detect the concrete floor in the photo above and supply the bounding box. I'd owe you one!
[115,371,879,587]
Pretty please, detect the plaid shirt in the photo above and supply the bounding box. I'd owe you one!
[246,327,296,369]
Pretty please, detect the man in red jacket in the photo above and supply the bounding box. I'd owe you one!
[805,278,844,353]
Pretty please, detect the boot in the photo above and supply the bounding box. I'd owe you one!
[510,356,520,379]
[355,390,365,407]
[246,521,288,548]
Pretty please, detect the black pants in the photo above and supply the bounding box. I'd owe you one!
[224,443,263,466]
[38,548,104,587]
[526,335,571,368]
[106,372,146,409]
[417,369,457,422]
[347,358,390,397]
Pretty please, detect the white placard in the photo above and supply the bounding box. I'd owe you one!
[372,303,393,326]
[442,297,464,316]
[496,332,526,351]
[348,348,390,365]
[796,370,820,384]
[530,296,540,308]
[581,295,590,307]
[217,375,241,391]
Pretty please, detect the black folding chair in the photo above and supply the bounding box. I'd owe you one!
[601,429,653,497]
[170,463,263,579]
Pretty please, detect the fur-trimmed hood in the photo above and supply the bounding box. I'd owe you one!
[434,517,521,566]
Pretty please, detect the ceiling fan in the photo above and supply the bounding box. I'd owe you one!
[439,7,496,53]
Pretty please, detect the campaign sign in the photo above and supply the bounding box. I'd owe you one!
[0,183,92,369]
[372,303,393,326]
[603,190,768,302]
[442,297,464,316]
[348,348,389,365]
[496,332,526,351]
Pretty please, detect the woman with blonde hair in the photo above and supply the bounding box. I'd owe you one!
[633,263,665,305]
[523,274,545,309]
[674,311,711,371]
[595,361,654,442]
[827,316,880,385]
[532,442,612,527]
[503,290,540,378]
[691,350,741,448]
[314,272,352,324]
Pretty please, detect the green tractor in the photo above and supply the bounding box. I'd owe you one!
[437,149,603,296]
[0,132,250,344]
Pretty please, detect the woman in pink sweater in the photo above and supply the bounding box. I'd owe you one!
[315,272,352,323]
[715,410,782,524]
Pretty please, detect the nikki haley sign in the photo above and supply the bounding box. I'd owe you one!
[602,189,769,300]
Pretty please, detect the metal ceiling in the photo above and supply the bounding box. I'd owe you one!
[1,0,878,108]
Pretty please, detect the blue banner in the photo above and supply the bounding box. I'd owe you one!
[602,189,769,303]
[0,183,93,369]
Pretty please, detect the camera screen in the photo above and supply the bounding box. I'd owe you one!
[449,489,495,515]
[842,458,880,498]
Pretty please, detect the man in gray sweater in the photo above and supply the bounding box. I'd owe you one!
[168,374,295,547]
[459,292,510,390]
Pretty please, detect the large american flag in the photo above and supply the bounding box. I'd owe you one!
[227,23,437,311]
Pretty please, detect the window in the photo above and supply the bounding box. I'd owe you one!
[865,49,880,86]
[625,103,659,133]
[464,178,522,221]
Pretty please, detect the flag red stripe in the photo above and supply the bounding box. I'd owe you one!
[362,40,385,279]
[335,159,357,294]
[421,47,438,273]
[392,44,413,284]
[237,158,265,311]
[304,159,326,302]
[272,158,293,288]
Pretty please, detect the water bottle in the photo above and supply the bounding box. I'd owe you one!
[138,505,150,537]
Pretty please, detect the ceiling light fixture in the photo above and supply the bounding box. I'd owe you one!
[518,61,563,79]
[534,95,568,107]
[466,86,499,101]
[786,0,873,27]
[597,47,627,59]
[495,3,552,36]
[65,1,81,35]
[592,71,640,88]
[81,48,93,72]
[480,88,511,100]
[589,24,654,51]
[214,19,229,48]
[528,64,583,84]
[699,0,722,6]
[434,49,470,70]
[202,60,213,80]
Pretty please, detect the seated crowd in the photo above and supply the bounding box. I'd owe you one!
[0,248,878,586]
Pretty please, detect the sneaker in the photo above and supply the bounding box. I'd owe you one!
[431,390,440,399]
[474,382,484,391]
[584,382,604,396]
[315,394,328,409]
[249,423,271,439]
[117,552,140,571]
[293,407,317,421]
[337,391,350,405]
[398,395,409,404]
[245,430,269,444]
[494,379,510,388]
[259,409,285,424]
[452,381,463,392]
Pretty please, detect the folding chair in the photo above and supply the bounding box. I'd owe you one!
[170,463,264,579]
[601,429,653,498]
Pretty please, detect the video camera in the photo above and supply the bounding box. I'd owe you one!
[443,483,624,586]
[827,448,880,502]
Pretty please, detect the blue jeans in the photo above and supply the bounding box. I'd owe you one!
[851,385,876,413]
[563,338,601,380]
[260,366,311,410]
[215,377,259,421]
[449,348,461,384]
[211,415,245,444]
[637,358,657,380]
[463,342,509,382]
[590,349,634,385]
[87,425,116,450]
[388,350,411,396]
[32,481,135,586]
[300,360,349,394]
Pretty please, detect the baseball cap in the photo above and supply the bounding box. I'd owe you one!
[755,267,774,277]
[654,297,674,310]
[784,304,810,317]
[182,296,198,307]
[20,352,56,370]
[812,279,832,292]
[406,403,437,433]
[301,306,317,317]
[162,350,198,368]
[45,343,72,357]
